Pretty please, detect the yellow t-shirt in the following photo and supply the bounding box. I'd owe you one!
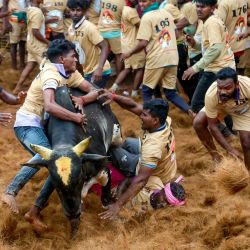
[20,62,83,118]
[164,3,184,42]
[98,0,125,32]
[201,15,235,73]
[140,117,177,184]
[87,1,100,26]
[180,1,198,25]
[121,6,140,52]
[67,19,110,75]
[205,75,250,131]
[43,0,68,33]
[137,9,178,69]
[26,6,47,56]
[217,0,248,53]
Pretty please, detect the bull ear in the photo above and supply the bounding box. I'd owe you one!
[81,153,109,162]
[21,158,49,168]
[30,144,52,160]
[72,137,92,157]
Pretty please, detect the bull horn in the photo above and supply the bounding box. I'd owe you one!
[72,137,92,157]
[30,144,52,160]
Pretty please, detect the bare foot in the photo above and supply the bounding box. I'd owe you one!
[1,193,19,214]
[24,210,48,233]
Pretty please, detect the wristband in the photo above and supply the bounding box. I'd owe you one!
[111,92,117,101]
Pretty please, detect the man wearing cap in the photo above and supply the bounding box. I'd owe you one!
[95,91,185,219]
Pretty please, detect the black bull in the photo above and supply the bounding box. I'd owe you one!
[27,86,117,235]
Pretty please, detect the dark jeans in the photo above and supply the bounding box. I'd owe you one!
[191,71,217,113]
[187,54,203,102]
[142,85,190,113]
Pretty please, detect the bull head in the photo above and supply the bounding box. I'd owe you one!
[23,137,92,169]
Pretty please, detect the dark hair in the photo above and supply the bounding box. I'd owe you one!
[46,39,75,62]
[194,0,217,6]
[67,0,90,10]
[143,98,169,125]
[170,182,185,201]
[216,67,238,84]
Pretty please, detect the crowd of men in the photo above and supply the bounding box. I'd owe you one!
[0,0,250,232]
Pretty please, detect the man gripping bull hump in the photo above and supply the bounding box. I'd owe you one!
[97,91,186,219]
[1,39,99,218]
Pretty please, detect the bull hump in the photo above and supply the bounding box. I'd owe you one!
[55,157,72,186]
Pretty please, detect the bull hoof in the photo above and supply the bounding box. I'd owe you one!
[24,212,48,233]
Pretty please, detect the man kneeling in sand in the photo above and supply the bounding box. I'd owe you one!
[193,67,250,170]
[91,91,185,219]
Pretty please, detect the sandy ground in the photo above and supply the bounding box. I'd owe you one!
[0,58,250,250]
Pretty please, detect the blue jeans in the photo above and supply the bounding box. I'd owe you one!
[142,85,190,113]
[6,126,54,208]
[84,74,110,88]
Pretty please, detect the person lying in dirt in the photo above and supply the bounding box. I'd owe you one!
[1,39,99,218]
[0,87,26,126]
[193,67,250,171]
[95,91,186,219]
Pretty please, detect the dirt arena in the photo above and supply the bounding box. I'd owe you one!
[0,58,250,250]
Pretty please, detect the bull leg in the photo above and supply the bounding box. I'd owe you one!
[70,217,80,239]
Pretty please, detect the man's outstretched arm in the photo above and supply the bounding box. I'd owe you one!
[98,89,143,116]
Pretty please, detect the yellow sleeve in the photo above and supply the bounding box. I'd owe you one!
[216,0,229,23]
[87,22,104,45]
[126,8,140,25]
[204,89,219,119]
[40,68,60,88]
[136,14,152,41]
[181,3,198,24]
[67,70,84,88]
[206,19,224,45]
[141,140,162,169]
[29,9,44,30]
[165,4,184,21]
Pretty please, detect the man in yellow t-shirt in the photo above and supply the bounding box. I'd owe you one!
[13,0,50,95]
[193,68,250,170]
[98,0,125,75]
[183,0,235,114]
[216,0,248,70]
[122,0,193,117]
[67,0,111,88]
[110,0,145,97]
[2,0,27,70]
[97,94,185,219]
[1,40,99,222]
[164,0,199,102]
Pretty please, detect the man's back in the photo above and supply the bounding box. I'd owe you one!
[137,8,178,69]
[217,0,248,53]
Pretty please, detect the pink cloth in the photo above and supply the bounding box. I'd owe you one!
[164,175,185,206]
[91,163,125,196]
